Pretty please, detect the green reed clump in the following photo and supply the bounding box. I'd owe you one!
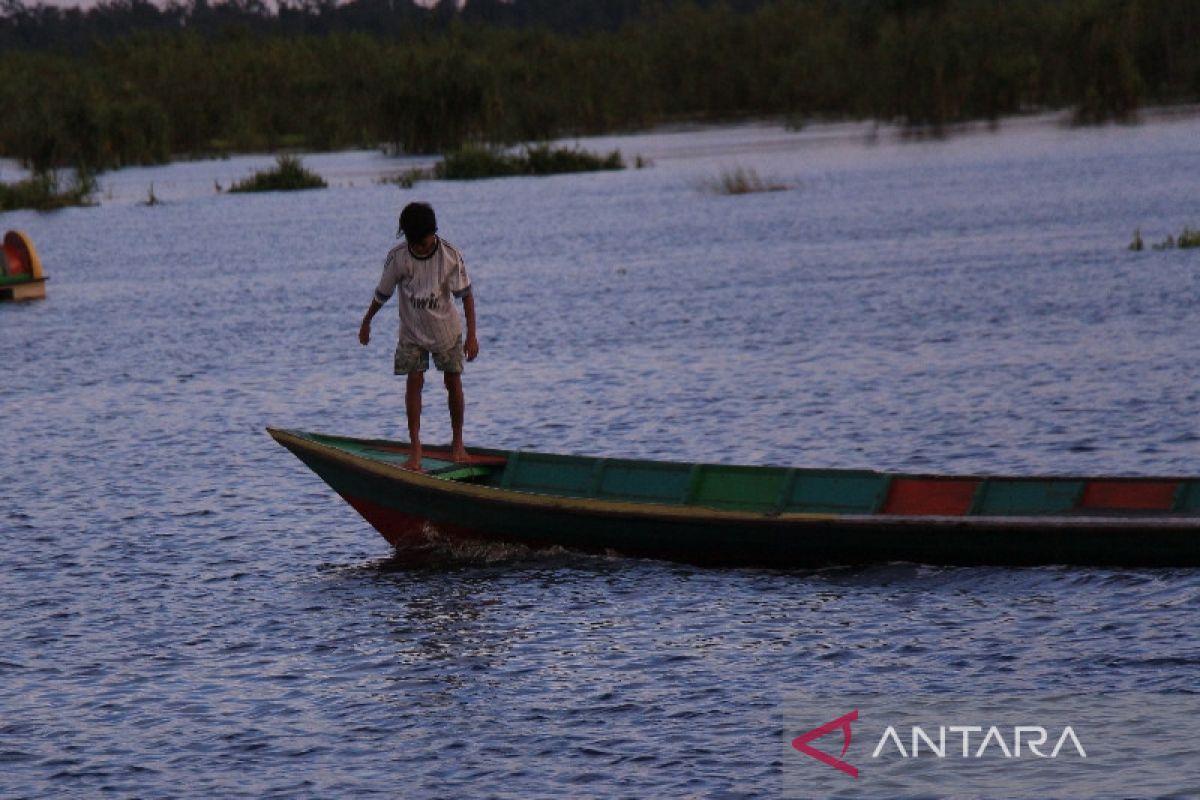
[229,155,327,193]
[433,147,516,180]
[699,167,788,196]
[1139,225,1200,251]
[433,145,623,180]
[521,145,623,175]
[0,171,96,211]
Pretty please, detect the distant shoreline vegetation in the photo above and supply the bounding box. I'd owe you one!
[0,0,1197,177]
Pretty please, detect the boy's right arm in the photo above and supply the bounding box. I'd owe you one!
[363,254,398,345]
[362,249,402,345]
[359,299,383,345]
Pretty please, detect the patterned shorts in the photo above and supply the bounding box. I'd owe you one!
[394,335,464,375]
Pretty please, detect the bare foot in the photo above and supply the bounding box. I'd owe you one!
[449,446,469,463]
[404,444,423,472]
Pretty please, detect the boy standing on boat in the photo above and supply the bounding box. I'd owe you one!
[359,202,479,470]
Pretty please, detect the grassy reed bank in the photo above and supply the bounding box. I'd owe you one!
[1,0,1197,174]
[434,146,623,180]
[0,171,96,211]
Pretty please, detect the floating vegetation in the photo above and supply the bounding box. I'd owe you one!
[381,146,625,187]
[520,145,624,176]
[0,171,96,211]
[228,156,327,193]
[380,167,433,189]
[433,145,623,181]
[698,167,789,196]
[1133,225,1200,251]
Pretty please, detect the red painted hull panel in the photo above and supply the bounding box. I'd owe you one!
[341,492,487,548]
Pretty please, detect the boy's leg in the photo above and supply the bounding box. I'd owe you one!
[395,340,430,470]
[444,372,467,462]
[431,336,468,462]
[404,370,424,470]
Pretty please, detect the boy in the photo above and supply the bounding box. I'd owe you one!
[359,202,479,470]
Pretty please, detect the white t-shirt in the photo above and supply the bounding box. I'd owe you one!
[373,237,471,351]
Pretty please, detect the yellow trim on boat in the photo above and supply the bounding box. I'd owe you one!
[5,230,44,280]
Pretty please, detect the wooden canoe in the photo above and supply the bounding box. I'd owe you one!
[267,428,1200,567]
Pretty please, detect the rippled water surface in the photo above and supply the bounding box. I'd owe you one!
[3,115,1199,798]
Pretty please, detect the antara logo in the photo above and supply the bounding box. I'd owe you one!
[792,710,1088,779]
[791,710,860,778]
[871,725,1087,759]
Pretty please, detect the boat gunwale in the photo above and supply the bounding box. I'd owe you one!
[266,428,1200,530]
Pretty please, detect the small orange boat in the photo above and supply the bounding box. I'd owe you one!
[1,230,47,301]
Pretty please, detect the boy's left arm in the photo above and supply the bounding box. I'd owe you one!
[462,294,479,361]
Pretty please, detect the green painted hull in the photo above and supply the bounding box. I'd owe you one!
[268,428,1200,567]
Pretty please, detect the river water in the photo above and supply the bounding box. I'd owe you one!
[2,113,1198,798]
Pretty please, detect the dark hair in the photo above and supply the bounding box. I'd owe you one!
[398,202,437,241]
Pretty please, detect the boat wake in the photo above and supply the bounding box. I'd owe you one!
[386,523,584,567]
